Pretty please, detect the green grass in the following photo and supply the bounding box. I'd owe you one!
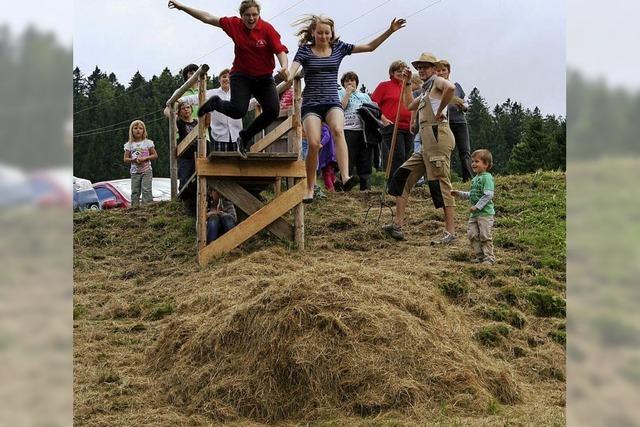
[474,323,511,347]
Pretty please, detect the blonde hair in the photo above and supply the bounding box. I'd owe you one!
[388,60,408,77]
[239,0,260,15]
[218,68,231,79]
[293,14,338,46]
[128,120,147,142]
[472,149,493,169]
[410,73,422,87]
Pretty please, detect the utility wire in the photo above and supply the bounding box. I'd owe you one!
[73,0,446,136]
[73,0,307,116]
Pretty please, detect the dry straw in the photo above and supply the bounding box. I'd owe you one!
[147,250,521,422]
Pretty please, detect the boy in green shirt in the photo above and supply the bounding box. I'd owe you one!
[452,149,496,264]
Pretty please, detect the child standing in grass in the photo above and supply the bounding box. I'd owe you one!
[452,149,495,264]
[124,120,158,208]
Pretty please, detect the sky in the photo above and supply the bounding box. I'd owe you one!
[71,0,566,115]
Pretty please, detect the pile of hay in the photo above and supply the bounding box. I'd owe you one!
[147,250,521,423]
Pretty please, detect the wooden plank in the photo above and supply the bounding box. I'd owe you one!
[166,64,209,105]
[250,116,293,153]
[196,73,208,255]
[176,126,198,158]
[169,106,178,199]
[198,179,307,265]
[197,77,207,159]
[209,180,293,241]
[208,151,299,160]
[294,178,304,251]
[197,176,208,252]
[293,78,302,157]
[196,158,306,178]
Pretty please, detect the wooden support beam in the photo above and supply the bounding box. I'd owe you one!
[294,178,304,251]
[197,75,208,251]
[169,105,178,199]
[196,158,306,178]
[198,179,307,265]
[176,126,199,158]
[250,116,293,153]
[209,180,293,241]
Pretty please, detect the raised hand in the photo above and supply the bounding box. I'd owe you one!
[389,18,407,32]
[168,0,181,10]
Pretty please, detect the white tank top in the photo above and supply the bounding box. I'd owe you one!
[429,94,448,121]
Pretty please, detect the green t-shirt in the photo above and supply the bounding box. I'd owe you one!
[184,87,199,119]
[469,172,495,217]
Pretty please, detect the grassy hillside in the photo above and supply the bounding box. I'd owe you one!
[73,171,565,426]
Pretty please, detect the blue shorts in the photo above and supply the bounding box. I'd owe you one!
[301,103,343,122]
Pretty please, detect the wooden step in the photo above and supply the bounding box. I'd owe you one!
[196,158,306,178]
[208,151,299,160]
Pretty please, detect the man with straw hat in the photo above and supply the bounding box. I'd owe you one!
[383,52,457,243]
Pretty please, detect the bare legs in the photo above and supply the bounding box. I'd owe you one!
[302,108,352,200]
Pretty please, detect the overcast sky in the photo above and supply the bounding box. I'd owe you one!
[71,0,565,115]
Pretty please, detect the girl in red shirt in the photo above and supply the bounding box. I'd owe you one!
[168,0,289,158]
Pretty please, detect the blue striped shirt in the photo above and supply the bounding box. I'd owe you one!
[293,40,354,108]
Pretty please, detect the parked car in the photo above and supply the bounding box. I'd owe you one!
[73,177,101,211]
[93,178,172,209]
[0,163,34,207]
[28,168,72,207]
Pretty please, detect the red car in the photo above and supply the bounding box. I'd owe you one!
[93,178,172,209]
[92,180,131,209]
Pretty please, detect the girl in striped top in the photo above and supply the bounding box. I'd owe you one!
[289,14,406,202]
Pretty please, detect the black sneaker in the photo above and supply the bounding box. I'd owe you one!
[343,175,359,192]
[236,136,248,159]
[198,95,221,117]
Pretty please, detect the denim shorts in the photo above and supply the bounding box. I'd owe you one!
[301,103,343,121]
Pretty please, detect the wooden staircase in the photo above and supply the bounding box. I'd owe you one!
[166,65,305,266]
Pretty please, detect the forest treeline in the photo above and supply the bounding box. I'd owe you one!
[73,63,566,182]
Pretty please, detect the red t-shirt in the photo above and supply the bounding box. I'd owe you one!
[219,16,288,77]
[371,79,412,131]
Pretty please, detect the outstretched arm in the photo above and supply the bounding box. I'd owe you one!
[168,0,221,27]
[351,18,406,54]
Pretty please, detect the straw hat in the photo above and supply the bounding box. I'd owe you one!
[411,52,438,69]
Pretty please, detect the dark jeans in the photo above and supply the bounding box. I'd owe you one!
[380,126,413,177]
[344,130,373,190]
[177,157,195,190]
[177,157,196,216]
[450,121,473,182]
[216,73,280,143]
[207,213,236,243]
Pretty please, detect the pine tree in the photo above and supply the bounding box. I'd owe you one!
[507,108,554,173]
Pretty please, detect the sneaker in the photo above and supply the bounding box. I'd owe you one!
[383,223,405,240]
[343,175,359,192]
[431,231,457,245]
[198,95,221,117]
[236,136,248,159]
[482,258,495,265]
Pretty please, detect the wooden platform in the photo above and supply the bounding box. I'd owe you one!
[167,68,305,266]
